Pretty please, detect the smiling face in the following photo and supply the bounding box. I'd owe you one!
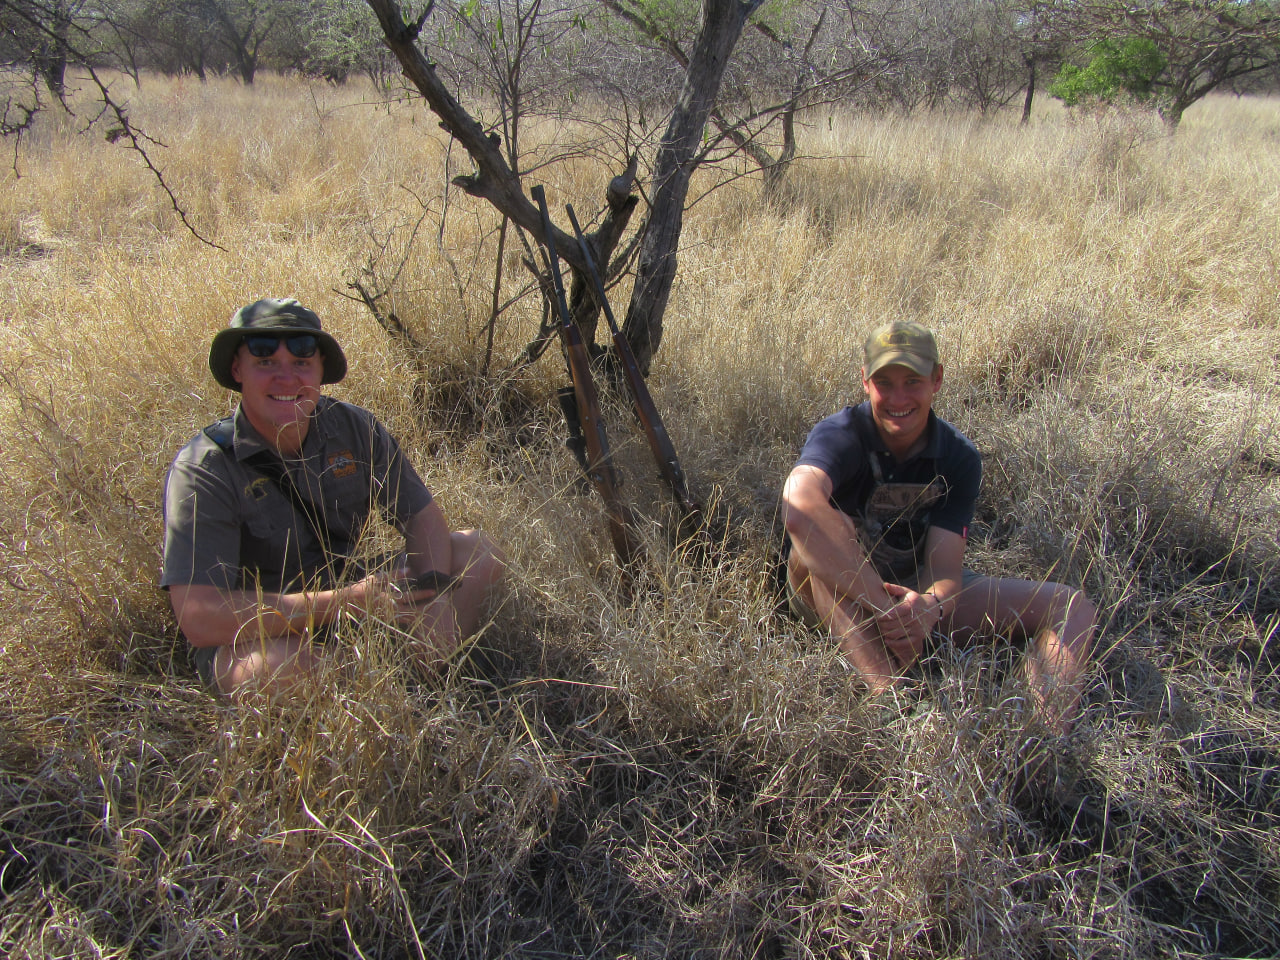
[230,341,325,455]
[862,361,944,459]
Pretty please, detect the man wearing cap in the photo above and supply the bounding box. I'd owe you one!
[161,298,507,697]
[781,320,1096,732]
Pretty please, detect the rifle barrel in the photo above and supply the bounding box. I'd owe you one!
[565,204,701,524]
[533,186,639,566]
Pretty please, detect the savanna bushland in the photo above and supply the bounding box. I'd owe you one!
[1,74,1278,959]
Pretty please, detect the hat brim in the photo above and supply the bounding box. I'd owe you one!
[864,350,937,378]
[208,326,347,392]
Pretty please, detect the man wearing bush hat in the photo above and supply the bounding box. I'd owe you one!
[781,320,1096,733]
[161,298,507,697]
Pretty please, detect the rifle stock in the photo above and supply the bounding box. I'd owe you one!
[532,185,639,567]
[565,204,702,526]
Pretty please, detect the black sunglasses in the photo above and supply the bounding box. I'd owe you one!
[243,334,320,359]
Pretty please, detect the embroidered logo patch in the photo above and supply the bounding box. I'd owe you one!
[328,449,358,479]
[245,477,271,501]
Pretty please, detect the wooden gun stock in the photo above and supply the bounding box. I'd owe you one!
[565,204,702,526]
[532,185,640,567]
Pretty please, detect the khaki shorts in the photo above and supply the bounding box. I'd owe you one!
[190,643,221,690]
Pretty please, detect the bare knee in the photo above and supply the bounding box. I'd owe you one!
[216,639,320,698]
[455,529,506,586]
[1068,588,1096,624]
[786,552,819,609]
[449,530,508,596]
[1061,588,1097,655]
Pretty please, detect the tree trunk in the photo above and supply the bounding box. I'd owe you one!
[1158,84,1198,132]
[36,47,68,99]
[36,0,72,100]
[1020,56,1036,125]
[622,0,765,374]
[236,53,257,85]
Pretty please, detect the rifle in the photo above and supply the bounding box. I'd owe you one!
[532,185,640,568]
[565,204,702,529]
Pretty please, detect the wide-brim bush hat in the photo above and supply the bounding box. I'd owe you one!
[208,298,347,392]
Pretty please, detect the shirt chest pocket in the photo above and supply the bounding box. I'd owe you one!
[237,450,373,545]
[241,483,304,540]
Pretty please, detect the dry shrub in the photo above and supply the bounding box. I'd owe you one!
[2,74,1279,958]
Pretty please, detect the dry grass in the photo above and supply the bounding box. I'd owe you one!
[2,74,1278,958]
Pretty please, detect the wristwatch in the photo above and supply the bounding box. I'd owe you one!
[407,570,458,596]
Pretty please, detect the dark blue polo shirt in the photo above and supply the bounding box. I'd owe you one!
[794,401,981,552]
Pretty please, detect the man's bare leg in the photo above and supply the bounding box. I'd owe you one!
[448,529,508,637]
[212,634,322,699]
[787,552,897,693]
[948,576,1097,733]
[1024,587,1096,733]
[405,528,508,673]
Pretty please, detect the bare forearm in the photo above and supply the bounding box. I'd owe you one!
[783,466,893,613]
[920,528,967,621]
[784,501,891,612]
[172,584,350,649]
[917,577,960,619]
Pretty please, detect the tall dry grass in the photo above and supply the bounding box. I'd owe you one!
[1,73,1278,958]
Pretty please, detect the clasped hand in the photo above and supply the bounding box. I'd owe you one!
[871,583,942,671]
[346,571,445,622]
[338,572,460,663]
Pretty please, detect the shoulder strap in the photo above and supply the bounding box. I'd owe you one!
[868,451,886,485]
[203,416,235,452]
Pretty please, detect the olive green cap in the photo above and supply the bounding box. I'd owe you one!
[862,320,939,377]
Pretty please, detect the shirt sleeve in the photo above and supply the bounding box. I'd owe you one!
[794,408,867,495]
[159,445,243,591]
[367,415,433,532]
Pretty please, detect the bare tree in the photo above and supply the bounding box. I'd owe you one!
[0,0,94,98]
[938,0,1036,115]
[183,0,303,84]
[1017,1,1070,123]
[363,0,768,374]
[600,1,877,198]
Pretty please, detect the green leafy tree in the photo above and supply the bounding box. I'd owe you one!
[1049,36,1167,106]
[1042,0,1280,129]
[301,0,397,84]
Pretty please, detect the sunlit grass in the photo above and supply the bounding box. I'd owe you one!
[1,74,1278,957]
